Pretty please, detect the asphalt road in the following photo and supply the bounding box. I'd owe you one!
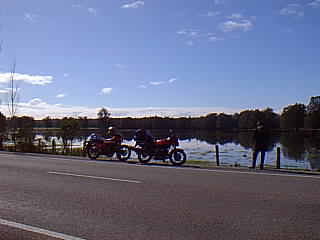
[0,152,319,240]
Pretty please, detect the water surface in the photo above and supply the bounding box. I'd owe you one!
[33,129,320,170]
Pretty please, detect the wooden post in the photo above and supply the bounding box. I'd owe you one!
[215,144,220,166]
[82,141,87,157]
[52,139,56,153]
[276,147,281,169]
[38,139,41,152]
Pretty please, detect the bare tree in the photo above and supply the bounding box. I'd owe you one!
[6,61,20,150]
[6,61,20,118]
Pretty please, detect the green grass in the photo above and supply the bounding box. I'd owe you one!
[185,160,212,165]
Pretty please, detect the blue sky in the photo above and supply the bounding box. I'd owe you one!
[0,0,319,119]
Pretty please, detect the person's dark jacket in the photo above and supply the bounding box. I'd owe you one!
[252,126,269,151]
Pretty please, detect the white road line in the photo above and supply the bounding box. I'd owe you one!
[48,171,142,184]
[0,219,86,240]
[46,157,320,179]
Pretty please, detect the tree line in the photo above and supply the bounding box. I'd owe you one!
[0,97,319,152]
[33,96,320,131]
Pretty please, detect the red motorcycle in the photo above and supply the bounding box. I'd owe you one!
[133,130,187,166]
[84,133,131,161]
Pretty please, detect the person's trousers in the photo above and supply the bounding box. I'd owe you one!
[252,149,266,169]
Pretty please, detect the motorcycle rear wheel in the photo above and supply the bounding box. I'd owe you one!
[138,152,152,163]
[87,145,100,160]
[169,149,186,166]
[116,145,131,161]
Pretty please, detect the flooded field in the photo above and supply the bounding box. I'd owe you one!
[28,129,320,171]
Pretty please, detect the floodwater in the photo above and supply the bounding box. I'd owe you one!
[34,129,320,171]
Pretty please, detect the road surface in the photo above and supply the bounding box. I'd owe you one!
[0,152,319,239]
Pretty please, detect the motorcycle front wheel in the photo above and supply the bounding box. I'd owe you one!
[169,149,186,166]
[137,152,152,163]
[87,145,100,160]
[116,145,131,161]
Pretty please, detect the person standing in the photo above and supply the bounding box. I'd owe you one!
[249,121,269,170]
[105,126,121,143]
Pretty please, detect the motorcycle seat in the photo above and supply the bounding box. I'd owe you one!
[156,138,170,145]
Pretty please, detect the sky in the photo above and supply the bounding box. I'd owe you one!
[0,0,319,119]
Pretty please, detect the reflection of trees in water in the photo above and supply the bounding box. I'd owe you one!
[119,129,236,145]
[304,133,320,170]
[307,149,320,170]
[173,130,234,145]
[35,129,90,143]
[269,132,280,152]
[112,129,320,170]
[159,130,218,144]
[238,132,252,149]
[237,131,279,151]
[120,129,279,150]
[280,131,320,169]
[33,129,320,169]
[216,131,238,145]
[280,131,306,161]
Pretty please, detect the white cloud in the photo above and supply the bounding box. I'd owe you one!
[177,29,200,38]
[29,98,46,106]
[201,11,220,17]
[169,78,178,83]
[0,72,53,85]
[208,11,220,17]
[209,36,223,42]
[309,0,320,8]
[24,13,36,22]
[72,5,97,15]
[279,4,304,19]
[115,64,126,68]
[121,1,144,9]
[177,30,187,35]
[149,81,164,86]
[177,29,221,45]
[0,101,240,119]
[219,20,253,32]
[88,8,97,15]
[138,85,147,89]
[101,88,113,95]
[1,87,21,93]
[227,13,243,20]
[56,93,66,98]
